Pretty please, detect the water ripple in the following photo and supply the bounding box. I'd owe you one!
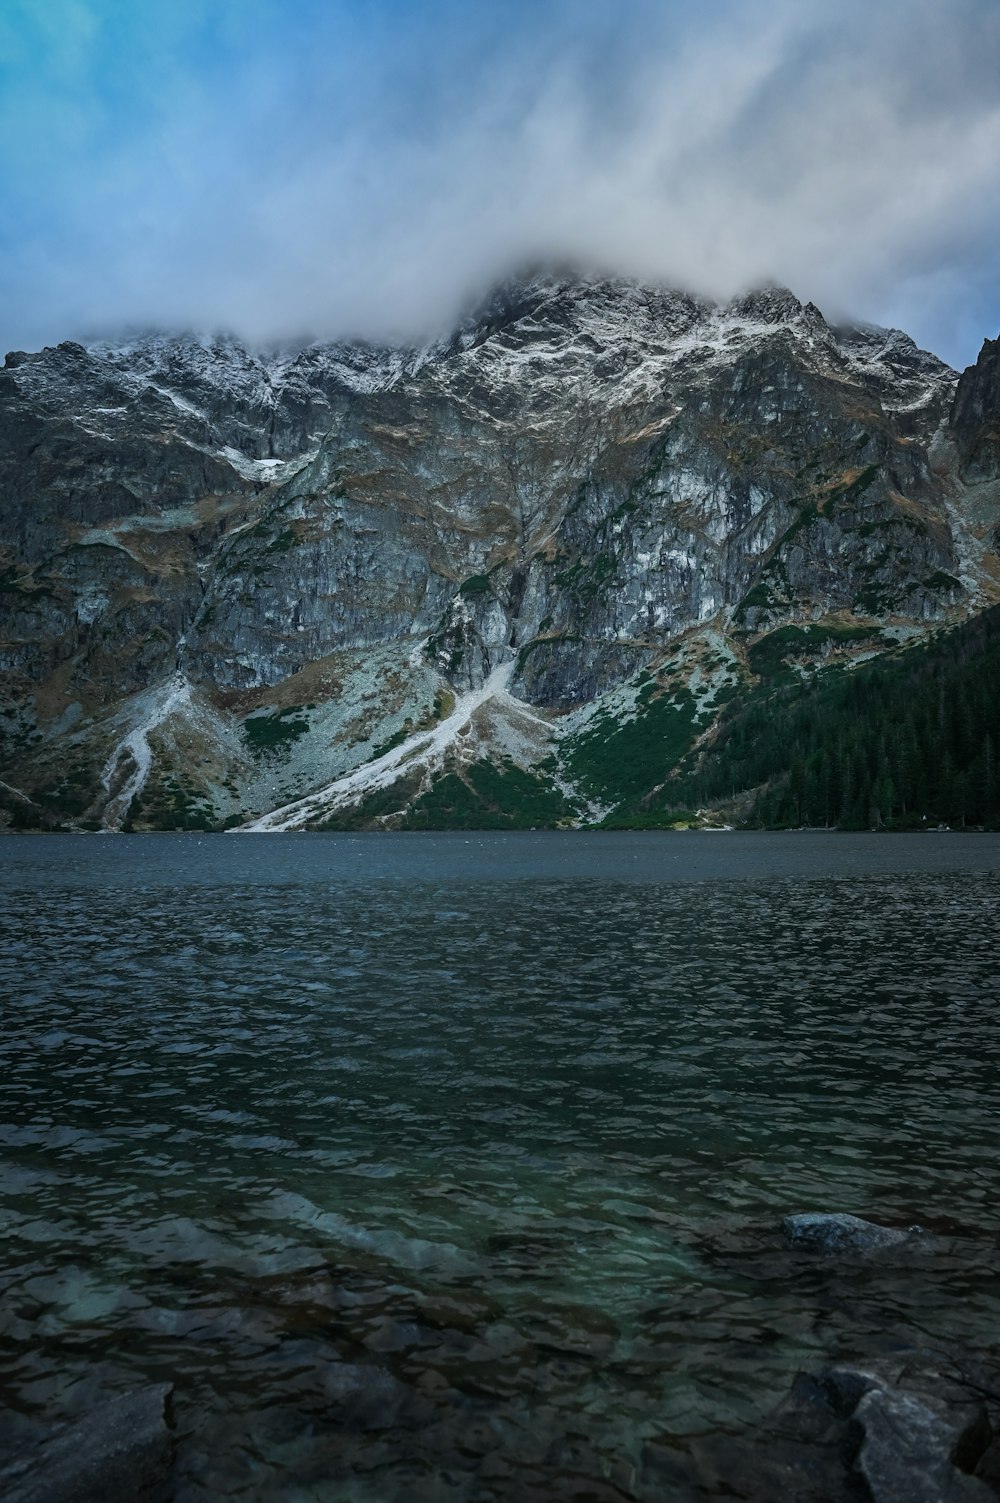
[0,834,998,1499]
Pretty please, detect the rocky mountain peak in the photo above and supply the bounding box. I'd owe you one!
[726,285,809,325]
[951,334,1000,481]
[1,267,998,833]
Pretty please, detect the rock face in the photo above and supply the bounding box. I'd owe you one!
[952,336,1000,483]
[684,1356,999,1503]
[2,1384,175,1502]
[1,273,998,831]
[856,1384,993,1503]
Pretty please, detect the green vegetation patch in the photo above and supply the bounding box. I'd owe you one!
[370,692,452,759]
[246,518,301,554]
[33,764,100,819]
[857,513,928,539]
[316,760,575,831]
[242,705,311,758]
[0,784,65,831]
[838,463,880,501]
[561,677,706,812]
[780,500,822,550]
[403,759,576,830]
[851,582,907,616]
[733,555,795,625]
[216,517,303,579]
[923,571,962,594]
[126,772,219,831]
[736,465,886,625]
[747,623,880,679]
[262,528,298,554]
[554,551,621,603]
[600,806,705,831]
[317,774,425,831]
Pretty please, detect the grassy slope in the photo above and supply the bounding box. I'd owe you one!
[6,610,999,832]
[320,759,577,832]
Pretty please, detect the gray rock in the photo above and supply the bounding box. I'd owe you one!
[701,1355,998,1503]
[951,334,1000,482]
[783,1212,923,1255]
[856,1385,994,1502]
[2,1384,174,1502]
[679,1370,868,1502]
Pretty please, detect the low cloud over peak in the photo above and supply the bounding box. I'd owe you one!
[1,0,998,368]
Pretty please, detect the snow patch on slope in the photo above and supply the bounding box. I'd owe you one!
[218,446,317,483]
[100,674,193,830]
[240,659,552,831]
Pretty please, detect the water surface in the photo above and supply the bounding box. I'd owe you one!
[1,833,998,1500]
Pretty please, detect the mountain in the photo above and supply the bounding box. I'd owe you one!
[1,273,998,832]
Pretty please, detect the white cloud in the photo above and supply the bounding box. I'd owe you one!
[2,0,998,366]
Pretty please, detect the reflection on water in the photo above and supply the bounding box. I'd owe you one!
[1,834,998,1500]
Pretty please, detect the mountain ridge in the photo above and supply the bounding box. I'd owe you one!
[1,273,997,831]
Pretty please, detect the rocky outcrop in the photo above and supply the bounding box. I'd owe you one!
[1,1384,175,1502]
[855,1382,993,1502]
[679,1355,1000,1503]
[952,336,1000,483]
[1,273,998,831]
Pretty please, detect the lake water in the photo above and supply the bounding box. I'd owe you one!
[1,832,998,1500]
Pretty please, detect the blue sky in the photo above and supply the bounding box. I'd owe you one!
[1,0,999,365]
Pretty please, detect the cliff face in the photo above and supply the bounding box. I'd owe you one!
[951,335,1000,482]
[1,275,998,831]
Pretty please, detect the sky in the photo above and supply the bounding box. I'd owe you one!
[1,0,999,367]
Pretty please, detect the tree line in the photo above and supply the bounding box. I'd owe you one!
[664,605,1000,829]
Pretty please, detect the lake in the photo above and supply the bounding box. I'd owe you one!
[1,832,998,1500]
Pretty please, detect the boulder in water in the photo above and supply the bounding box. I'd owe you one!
[856,1383,994,1502]
[782,1212,923,1255]
[684,1353,997,1502]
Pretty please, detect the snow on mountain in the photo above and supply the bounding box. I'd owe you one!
[0,273,994,831]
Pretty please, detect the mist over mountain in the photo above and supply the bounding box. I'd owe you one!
[2,0,999,368]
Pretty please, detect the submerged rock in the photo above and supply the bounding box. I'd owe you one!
[782,1212,923,1255]
[2,1384,174,1503]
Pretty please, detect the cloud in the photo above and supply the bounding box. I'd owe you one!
[1,0,998,366]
